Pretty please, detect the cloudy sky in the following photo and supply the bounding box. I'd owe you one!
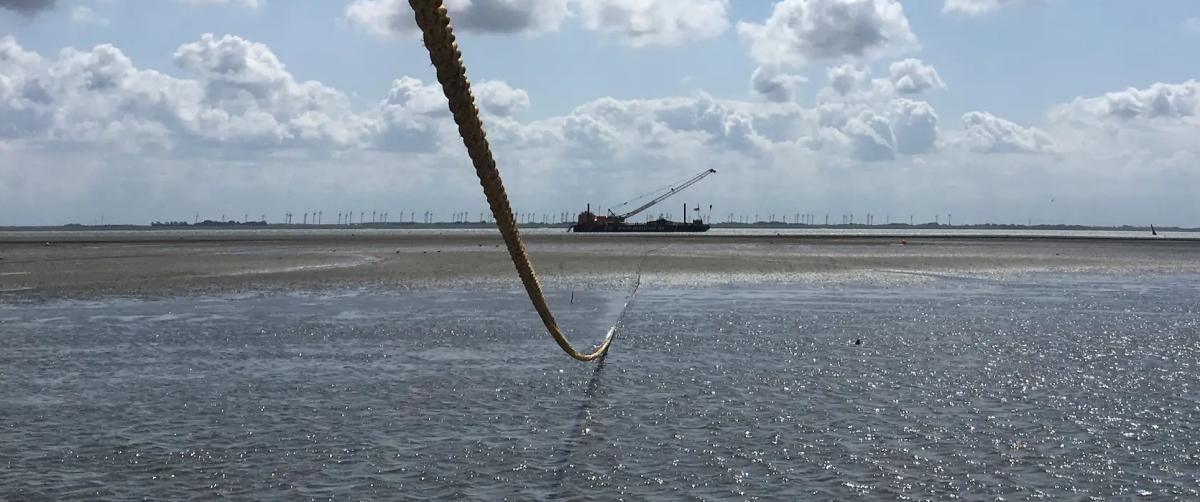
[1,0,1198,226]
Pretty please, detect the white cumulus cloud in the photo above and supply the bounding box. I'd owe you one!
[0,34,532,155]
[813,98,940,160]
[1053,80,1200,122]
[890,98,938,154]
[750,66,807,103]
[1046,80,1200,162]
[817,63,894,103]
[826,63,871,96]
[170,33,372,149]
[737,0,917,68]
[942,0,1030,17]
[373,77,448,152]
[474,80,530,116]
[0,35,52,138]
[575,0,729,47]
[562,112,620,157]
[70,6,108,25]
[957,111,1053,153]
[888,58,946,94]
[345,0,569,37]
[840,109,896,161]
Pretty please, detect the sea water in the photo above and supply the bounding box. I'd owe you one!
[2,272,1198,499]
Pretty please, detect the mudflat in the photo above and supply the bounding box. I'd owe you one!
[1,230,1198,299]
[4,231,1200,499]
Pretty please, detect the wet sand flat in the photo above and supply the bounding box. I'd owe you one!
[2,230,1198,299]
[4,232,1200,498]
[3,262,1200,498]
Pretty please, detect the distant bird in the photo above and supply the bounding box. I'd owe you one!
[854,338,862,346]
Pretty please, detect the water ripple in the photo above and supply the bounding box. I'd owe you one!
[1,274,1198,499]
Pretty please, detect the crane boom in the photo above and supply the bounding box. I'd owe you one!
[612,169,716,221]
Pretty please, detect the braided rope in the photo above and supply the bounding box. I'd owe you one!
[408,0,612,361]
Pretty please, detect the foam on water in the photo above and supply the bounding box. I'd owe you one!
[1,272,1198,499]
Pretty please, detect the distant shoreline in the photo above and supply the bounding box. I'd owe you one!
[1,222,1197,233]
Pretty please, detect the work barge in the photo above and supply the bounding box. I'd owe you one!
[569,169,716,233]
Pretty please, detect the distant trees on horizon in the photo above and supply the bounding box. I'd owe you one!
[151,220,267,227]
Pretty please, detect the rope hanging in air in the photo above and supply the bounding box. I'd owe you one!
[408,0,617,361]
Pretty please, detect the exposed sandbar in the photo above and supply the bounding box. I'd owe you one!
[1,231,1198,299]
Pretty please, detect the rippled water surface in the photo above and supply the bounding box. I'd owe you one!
[3,273,1199,499]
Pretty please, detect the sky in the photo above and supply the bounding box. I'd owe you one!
[1,0,1199,226]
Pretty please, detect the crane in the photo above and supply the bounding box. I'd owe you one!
[570,168,717,232]
[607,168,717,223]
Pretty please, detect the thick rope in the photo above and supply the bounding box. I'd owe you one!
[408,0,613,361]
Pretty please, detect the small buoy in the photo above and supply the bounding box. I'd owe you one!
[44,241,51,247]
[900,240,907,245]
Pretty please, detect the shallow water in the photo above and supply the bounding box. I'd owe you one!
[3,226,1198,241]
[2,273,1199,499]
